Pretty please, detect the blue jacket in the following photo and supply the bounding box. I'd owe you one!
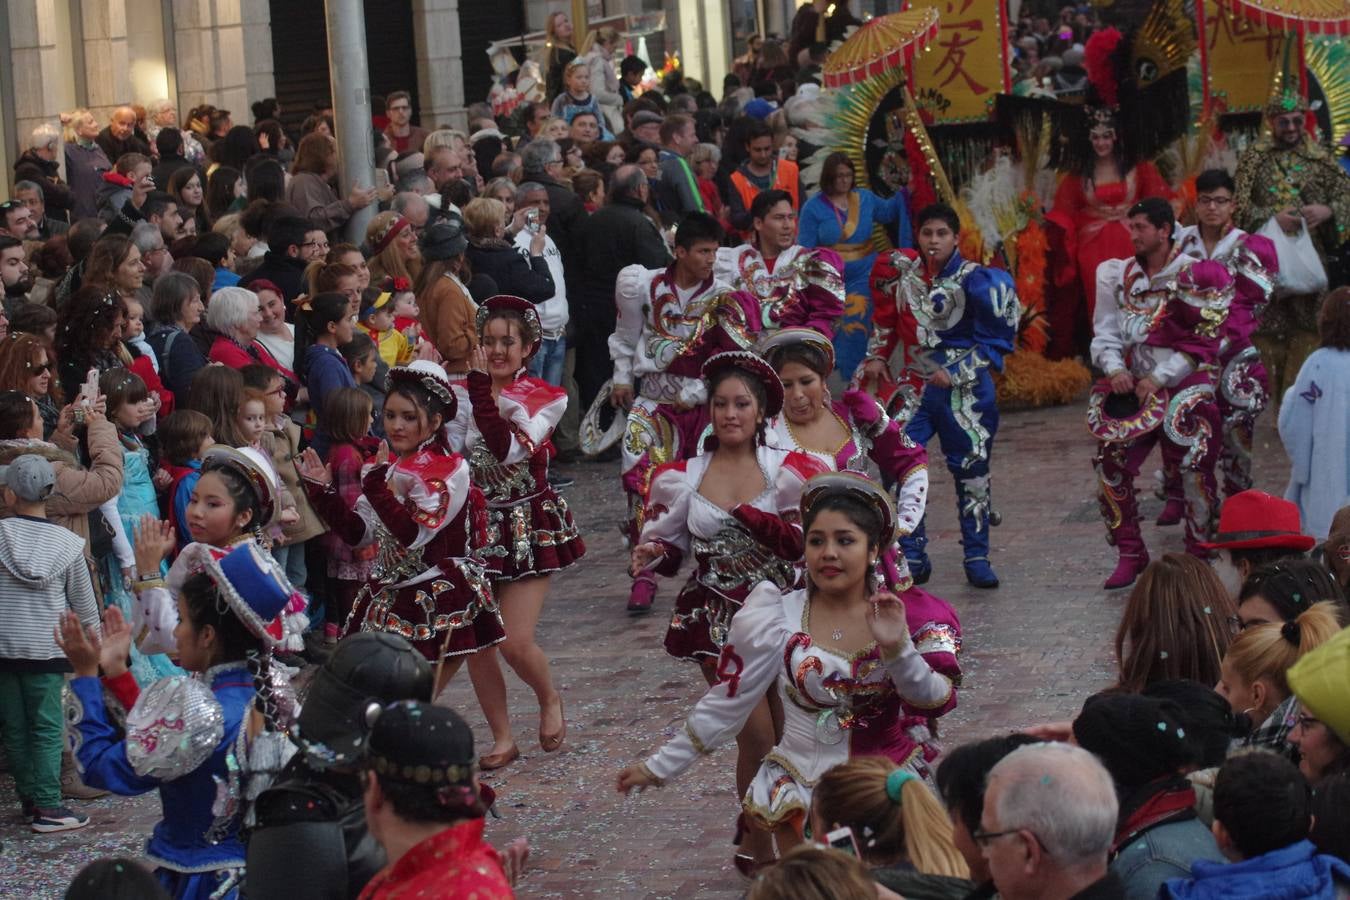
[1111,816,1225,900]
[305,343,356,456]
[1164,840,1350,900]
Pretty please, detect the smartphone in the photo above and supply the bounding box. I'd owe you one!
[825,826,860,857]
[374,169,390,192]
[81,367,99,408]
[525,207,541,234]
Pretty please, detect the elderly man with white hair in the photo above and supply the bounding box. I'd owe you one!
[980,743,1123,900]
[145,98,205,165]
[129,222,173,307]
[205,285,296,381]
[13,124,75,226]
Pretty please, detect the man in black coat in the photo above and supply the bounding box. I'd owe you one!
[95,106,151,163]
[572,164,671,410]
[151,128,196,190]
[239,216,315,303]
[13,124,74,226]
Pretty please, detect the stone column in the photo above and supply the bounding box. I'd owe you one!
[171,0,251,117]
[413,0,467,131]
[8,1,80,154]
[80,0,132,124]
[239,0,274,111]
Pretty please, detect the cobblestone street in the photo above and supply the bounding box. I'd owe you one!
[0,401,1292,898]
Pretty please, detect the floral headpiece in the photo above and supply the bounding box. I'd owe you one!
[371,216,411,257]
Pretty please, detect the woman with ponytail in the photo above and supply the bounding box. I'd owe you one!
[811,757,971,898]
[1217,600,1343,759]
[57,542,299,899]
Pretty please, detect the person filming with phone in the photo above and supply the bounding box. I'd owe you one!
[509,183,569,393]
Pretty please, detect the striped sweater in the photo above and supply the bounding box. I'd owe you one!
[0,516,100,670]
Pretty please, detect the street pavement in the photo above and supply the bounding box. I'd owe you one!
[0,400,1293,897]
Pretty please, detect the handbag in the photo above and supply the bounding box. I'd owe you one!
[1257,216,1329,298]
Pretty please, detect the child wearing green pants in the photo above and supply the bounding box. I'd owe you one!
[0,453,100,832]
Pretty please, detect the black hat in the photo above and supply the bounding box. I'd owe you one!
[295,633,433,768]
[367,700,475,788]
[1072,692,1192,790]
[419,216,468,261]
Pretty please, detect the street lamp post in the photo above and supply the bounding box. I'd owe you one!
[325,0,376,245]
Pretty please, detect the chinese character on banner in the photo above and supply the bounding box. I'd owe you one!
[1199,0,1300,114]
[908,0,1010,123]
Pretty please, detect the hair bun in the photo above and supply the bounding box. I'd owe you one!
[1281,619,1301,645]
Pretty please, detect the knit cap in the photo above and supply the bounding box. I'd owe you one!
[1287,625,1350,745]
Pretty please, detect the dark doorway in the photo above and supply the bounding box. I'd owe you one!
[459,4,526,114]
[267,1,419,137]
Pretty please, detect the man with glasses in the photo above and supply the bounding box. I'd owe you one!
[980,743,1122,900]
[240,216,316,302]
[13,181,67,239]
[300,228,330,262]
[1163,170,1281,506]
[384,91,428,155]
[1235,90,1350,406]
[129,221,174,307]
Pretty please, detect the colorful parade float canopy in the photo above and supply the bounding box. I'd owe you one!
[1218,0,1350,35]
[820,8,941,89]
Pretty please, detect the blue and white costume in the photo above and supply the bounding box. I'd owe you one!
[868,248,1020,585]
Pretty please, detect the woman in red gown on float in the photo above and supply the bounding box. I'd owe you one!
[1046,109,1172,357]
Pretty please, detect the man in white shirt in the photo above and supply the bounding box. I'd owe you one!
[1089,198,1231,589]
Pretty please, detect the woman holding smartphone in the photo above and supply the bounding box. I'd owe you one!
[618,473,957,876]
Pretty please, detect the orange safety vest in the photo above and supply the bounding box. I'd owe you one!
[730,160,800,240]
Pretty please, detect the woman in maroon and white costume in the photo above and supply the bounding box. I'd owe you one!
[453,295,585,768]
[628,350,827,872]
[298,360,502,696]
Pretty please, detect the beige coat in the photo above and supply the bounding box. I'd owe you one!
[419,272,479,375]
[0,416,124,591]
[267,419,325,545]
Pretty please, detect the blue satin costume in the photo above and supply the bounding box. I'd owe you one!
[68,665,255,899]
[898,251,1020,574]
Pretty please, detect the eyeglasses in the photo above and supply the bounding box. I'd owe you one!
[972,828,1027,848]
[1195,195,1233,207]
[29,363,51,375]
[302,240,330,251]
[0,201,22,212]
[1293,714,1322,732]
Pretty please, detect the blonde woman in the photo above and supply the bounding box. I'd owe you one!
[1217,601,1342,759]
[364,211,422,288]
[63,109,111,220]
[578,26,623,133]
[462,198,554,305]
[812,757,970,895]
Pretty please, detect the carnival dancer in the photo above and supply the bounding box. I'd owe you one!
[798,152,912,379]
[618,473,956,874]
[1089,197,1234,589]
[297,360,502,696]
[130,446,309,658]
[1169,169,1279,504]
[761,327,962,772]
[608,213,759,613]
[714,189,845,340]
[863,204,1020,589]
[58,542,300,900]
[454,296,585,769]
[628,350,827,872]
[246,632,434,900]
